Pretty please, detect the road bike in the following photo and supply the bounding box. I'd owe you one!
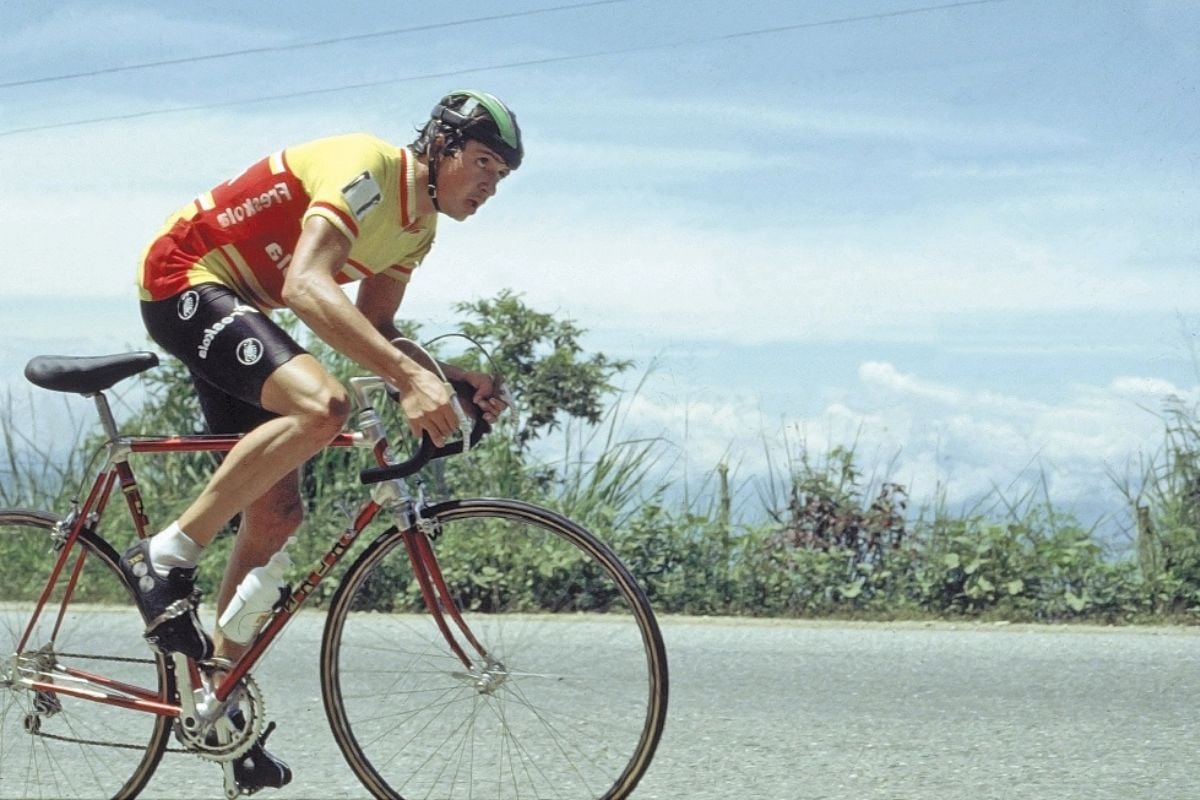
[0,347,669,799]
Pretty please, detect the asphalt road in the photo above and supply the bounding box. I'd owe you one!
[136,614,1198,800]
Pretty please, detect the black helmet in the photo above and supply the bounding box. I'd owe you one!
[414,89,523,169]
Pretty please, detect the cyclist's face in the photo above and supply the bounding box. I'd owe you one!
[436,140,511,221]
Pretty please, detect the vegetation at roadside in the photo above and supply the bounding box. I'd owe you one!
[1,290,1197,623]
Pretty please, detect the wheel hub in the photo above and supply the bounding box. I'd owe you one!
[473,658,509,695]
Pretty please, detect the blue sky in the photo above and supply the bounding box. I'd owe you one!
[1,1,1197,540]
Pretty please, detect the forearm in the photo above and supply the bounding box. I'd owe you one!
[285,277,402,377]
[356,280,470,384]
[281,222,429,390]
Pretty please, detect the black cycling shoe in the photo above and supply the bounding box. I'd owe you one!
[232,720,292,795]
[119,539,213,660]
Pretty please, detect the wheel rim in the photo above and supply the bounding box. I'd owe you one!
[323,501,667,800]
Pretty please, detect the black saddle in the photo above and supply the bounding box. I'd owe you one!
[24,352,160,394]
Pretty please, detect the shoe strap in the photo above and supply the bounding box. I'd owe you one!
[145,596,198,631]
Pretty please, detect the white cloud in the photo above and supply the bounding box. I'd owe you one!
[532,139,798,176]
[538,90,1089,151]
[422,196,1200,345]
[858,361,961,406]
[598,361,1197,535]
[0,109,389,297]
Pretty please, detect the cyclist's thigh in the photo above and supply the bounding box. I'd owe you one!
[141,283,307,431]
[192,374,278,434]
[258,353,349,418]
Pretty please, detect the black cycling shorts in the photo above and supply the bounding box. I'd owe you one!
[141,283,307,434]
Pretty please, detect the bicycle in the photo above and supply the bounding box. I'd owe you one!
[0,346,669,800]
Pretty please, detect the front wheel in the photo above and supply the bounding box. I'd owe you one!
[320,498,668,799]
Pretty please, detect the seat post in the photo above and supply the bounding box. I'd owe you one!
[89,391,122,444]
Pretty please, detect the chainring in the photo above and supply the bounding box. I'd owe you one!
[174,673,265,763]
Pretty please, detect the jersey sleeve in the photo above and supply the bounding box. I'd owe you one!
[378,264,415,284]
[291,136,390,242]
[378,226,436,283]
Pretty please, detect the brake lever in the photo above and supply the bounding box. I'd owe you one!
[450,393,474,454]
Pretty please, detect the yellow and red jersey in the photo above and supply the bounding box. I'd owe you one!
[137,134,436,308]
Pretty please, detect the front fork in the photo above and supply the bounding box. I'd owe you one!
[396,500,506,693]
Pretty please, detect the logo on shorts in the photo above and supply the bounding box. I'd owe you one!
[177,290,200,320]
[236,338,263,366]
[197,303,259,360]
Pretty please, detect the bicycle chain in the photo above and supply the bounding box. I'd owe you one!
[17,669,265,761]
[24,728,153,751]
[54,651,156,665]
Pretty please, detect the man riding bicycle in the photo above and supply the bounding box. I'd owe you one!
[120,90,521,795]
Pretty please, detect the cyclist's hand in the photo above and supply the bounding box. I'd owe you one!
[460,371,509,424]
[398,370,457,446]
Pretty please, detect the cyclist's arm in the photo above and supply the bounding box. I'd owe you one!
[355,270,409,343]
[357,272,508,423]
[281,216,457,442]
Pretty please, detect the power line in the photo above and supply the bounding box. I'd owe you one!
[717,0,1005,42]
[0,0,630,90]
[0,0,1012,139]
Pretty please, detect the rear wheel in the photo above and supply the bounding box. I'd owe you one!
[321,498,668,799]
[0,509,173,799]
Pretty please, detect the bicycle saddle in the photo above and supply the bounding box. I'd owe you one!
[24,352,160,394]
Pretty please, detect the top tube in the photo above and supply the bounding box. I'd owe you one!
[24,350,490,483]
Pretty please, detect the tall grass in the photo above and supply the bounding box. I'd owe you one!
[1113,396,1200,612]
[0,387,92,510]
[3,364,1198,622]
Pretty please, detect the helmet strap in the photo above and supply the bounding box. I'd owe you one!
[425,135,445,212]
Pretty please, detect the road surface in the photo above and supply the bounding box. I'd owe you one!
[134,614,1197,800]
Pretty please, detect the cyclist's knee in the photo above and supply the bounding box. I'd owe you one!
[294,387,349,437]
[262,357,349,438]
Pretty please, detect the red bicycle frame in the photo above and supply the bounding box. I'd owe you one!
[20,416,489,716]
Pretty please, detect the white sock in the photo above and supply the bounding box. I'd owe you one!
[148,521,204,572]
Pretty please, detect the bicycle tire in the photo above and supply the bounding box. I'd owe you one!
[320,498,668,799]
[0,509,174,800]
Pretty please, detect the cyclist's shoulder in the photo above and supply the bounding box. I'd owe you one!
[285,133,403,174]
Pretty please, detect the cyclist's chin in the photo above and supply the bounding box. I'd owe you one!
[441,198,481,222]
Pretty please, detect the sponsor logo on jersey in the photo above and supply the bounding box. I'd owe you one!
[177,290,200,320]
[265,242,292,271]
[217,182,294,228]
[236,338,264,366]
[197,303,259,360]
[342,172,382,221]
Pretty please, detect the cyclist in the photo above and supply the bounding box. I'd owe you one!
[120,90,521,794]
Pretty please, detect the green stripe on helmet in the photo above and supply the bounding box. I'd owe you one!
[450,89,519,149]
